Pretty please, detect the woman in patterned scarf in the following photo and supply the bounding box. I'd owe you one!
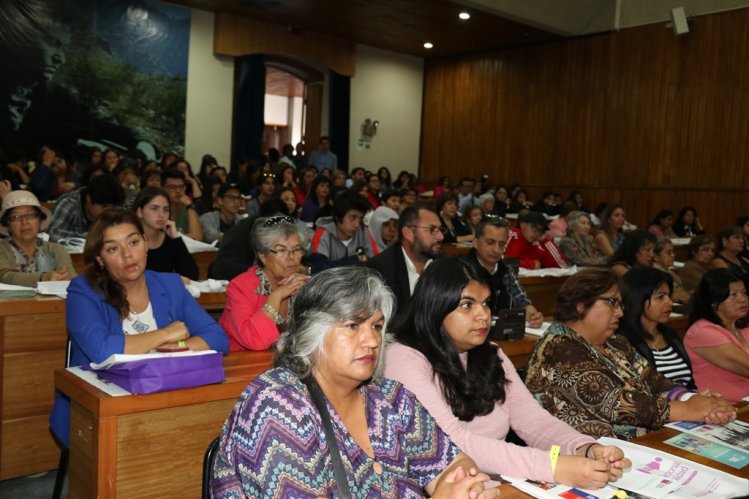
[525,268,735,440]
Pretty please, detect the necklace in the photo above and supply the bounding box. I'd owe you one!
[128,305,151,334]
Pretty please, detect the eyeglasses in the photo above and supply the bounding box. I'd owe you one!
[269,247,304,259]
[597,296,623,309]
[263,215,296,227]
[409,225,447,236]
[8,212,40,224]
[165,184,186,191]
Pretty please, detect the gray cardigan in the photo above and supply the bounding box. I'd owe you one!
[0,238,76,287]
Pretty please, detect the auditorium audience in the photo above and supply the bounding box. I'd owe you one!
[377,166,393,190]
[162,168,202,242]
[277,186,299,218]
[711,225,749,281]
[674,206,705,237]
[311,190,378,269]
[558,211,608,267]
[300,175,332,223]
[610,230,656,277]
[511,189,533,212]
[245,172,277,219]
[212,266,494,498]
[505,210,567,269]
[737,215,749,260]
[173,158,202,200]
[368,205,399,252]
[619,267,694,388]
[652,238,691,303]
[593,203,626,256]
[47,173,124,242]
[547,201,577,239]
[680,234,716,293]
[456,176,478,212]
[467,217,543,326]
[0,190,74,286]
[647,209,677,239]
[463,204,483,237]
[477,192,495,218]
[49,209,228,448]
[133,187,198,281]
[685,268,749,402]
[385,257,628,488]
[524,268,735,440]
[380,188,402,213]
[493,185,511,216]
[199,183,244,244]
[436,193,472,244]
[219,215,309,351]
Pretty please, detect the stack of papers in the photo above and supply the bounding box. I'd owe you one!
[90,350,218,369]
[526,321,552,337]
[185,279,229,298]
[0,282,37,297]
[518,266,579,278]
[181,235,218,253]
[37,280,71,298]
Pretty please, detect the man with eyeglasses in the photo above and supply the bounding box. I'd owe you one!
[162,168,203,241]
[47,174,124,242]
[505,210,567,270]
[200,183,244,244]
[368,205,444,314]
[467,217,544,327]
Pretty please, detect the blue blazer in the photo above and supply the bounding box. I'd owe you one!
[50,270,229,446]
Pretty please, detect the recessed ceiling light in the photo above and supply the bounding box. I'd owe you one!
[459,11,471,20]
[423,42,434,49]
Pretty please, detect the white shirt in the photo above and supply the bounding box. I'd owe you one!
[123,302,157,335]
[401,246,433,295]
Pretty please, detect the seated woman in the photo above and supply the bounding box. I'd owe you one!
[673,206,704,238]
[219,215,310,351]
[299,175,332,223]
[712,225,749,281]
[558,211,608,267]
[653,238,691,303]
[385,257,630,489]
[524,268,735,440]
[647,209,677,239]
[593,203,626,257]
[463,203,484,238]
[133,187,199,281]
[0,190,75,286]
[436,192,473,243]
[685,268,749,402]
[368,205,399,252]
[680,234,716,293]
[49,209,228,447]
[619,267,695,388]
[610,229,656,277]
[277,186,299,218]
[212,266,496,498]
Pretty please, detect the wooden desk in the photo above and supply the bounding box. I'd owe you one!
[56,350,273,498]
[0,290,225,481]
[498,334,540,370]
[519,274,570,316]
[0,295,67,480]
[71,250,219,280]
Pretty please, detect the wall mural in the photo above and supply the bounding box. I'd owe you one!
[0,0,190,159]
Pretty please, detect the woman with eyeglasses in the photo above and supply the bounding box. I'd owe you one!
[0,190,75,285]
[162,168,203,242]
[525,268,735,440]
[685,268,749,402]
[219,215,311,351]
[558,211,608,267]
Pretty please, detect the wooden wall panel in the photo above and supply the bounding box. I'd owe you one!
[420,8,749,232]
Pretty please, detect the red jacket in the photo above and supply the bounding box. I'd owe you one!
[505,227,568,269]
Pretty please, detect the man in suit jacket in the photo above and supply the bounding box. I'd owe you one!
[368,205,445,314]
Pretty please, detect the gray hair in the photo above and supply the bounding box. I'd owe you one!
[274,266,395,380]
[566,210,590,236]
[251,215,310,257]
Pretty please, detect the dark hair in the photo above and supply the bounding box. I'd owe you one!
[393,257,507,420]
[133,186,169,211]
[737,216,749,228]
[380,188,401,204]
[83,209,145,319]
[649,209,674,227]
[555,268,620,321]
[620,267,674,341]
[689,268,746,328]
[611,230,657,267]
[716,225,743,251]
[475,216,509,239]
[84,174,125,206]
[435,192,458,213]
[308,175,331,206]
[162,167,185,183]
[599,203,624,236]
[332,190,369,223]
[559,200,578,218]
[688,234,715,257]
[397,205,437,243]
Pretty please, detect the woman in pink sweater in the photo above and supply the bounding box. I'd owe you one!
[384,257,630,488]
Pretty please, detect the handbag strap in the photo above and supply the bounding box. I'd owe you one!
[304,376,354,499]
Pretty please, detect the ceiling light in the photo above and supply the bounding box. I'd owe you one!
[423,42,433,49]
[459,11,471,20]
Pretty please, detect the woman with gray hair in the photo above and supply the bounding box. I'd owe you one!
[558,211,608,267]
[212,266,496,498]
[219,215,310,351]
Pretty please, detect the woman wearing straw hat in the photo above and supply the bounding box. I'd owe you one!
[0,190,75,286]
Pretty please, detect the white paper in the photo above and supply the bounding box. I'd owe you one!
[90,349,218,370]
[597,436,749,498]
[66,366,131,396]
[526,321,552,337]
[666,420,749,453]
[0,283,37,292]
[180,235,218,253]
[503,475,619,499]
[519,266,579,278]
[671,238,691,246]
[36,280,71,298]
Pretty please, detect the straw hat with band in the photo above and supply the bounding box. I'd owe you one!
[0,190,53,236]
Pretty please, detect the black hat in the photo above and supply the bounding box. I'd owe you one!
[518,211,549,230]
[218,182,241,197]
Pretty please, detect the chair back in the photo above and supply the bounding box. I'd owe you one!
[201,436,220,499]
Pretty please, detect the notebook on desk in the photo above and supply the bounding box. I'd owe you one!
[490,307,526,341]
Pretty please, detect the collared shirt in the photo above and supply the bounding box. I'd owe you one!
[47,189,89,242]
[9,238,44,273]
[401,246,432,295]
